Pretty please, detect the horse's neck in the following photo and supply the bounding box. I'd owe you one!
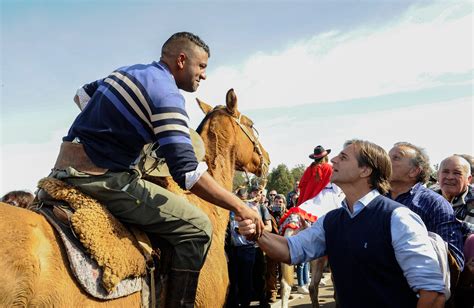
[200,128,236,191]
[206,153,235,191]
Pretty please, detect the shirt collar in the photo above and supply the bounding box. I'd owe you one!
[409,182,423,195]
[388,182,422,200]
[156,60,172,74]
[341,189,380,218]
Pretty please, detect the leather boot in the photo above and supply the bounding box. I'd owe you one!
[165,269,200,308]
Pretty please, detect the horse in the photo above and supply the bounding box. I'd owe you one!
[0,88,270,308]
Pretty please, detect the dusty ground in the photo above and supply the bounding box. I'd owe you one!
[267,273,336,308]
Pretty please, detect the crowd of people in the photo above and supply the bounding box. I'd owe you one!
[2,140,473,307]
[0,30,472,308]
[236,141,473,308]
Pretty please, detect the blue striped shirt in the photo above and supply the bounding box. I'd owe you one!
[390,183,464,269]
[65,61,197,189]
[287,190,445,293]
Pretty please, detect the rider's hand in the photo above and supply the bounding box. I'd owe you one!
[235,205,264,240]
[235,217,256,238]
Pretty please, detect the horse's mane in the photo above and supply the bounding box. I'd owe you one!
[196,105,227,134]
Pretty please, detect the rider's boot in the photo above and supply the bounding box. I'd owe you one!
[164,269,200,308]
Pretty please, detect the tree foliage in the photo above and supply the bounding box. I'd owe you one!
[266,164,294,195]
[232,171,249,192]
[232,163,308,195]
[232,171,264,192]
[290,164,306,183]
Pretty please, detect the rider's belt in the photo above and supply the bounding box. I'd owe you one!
[54,141,108,175]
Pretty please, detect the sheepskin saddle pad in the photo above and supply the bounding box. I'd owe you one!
[37,177,148,298]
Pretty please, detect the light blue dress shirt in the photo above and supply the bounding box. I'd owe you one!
[287,189,445,293]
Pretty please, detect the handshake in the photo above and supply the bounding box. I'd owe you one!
[235,216,261,241]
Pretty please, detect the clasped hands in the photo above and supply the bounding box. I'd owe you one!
[235,205,264,241]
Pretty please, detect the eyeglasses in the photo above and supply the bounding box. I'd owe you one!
[269,194,276,196]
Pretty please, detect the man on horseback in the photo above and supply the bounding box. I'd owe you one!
[50,31,265,307]
[238,139,447,308]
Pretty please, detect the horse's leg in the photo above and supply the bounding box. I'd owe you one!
[280,263,293,308]
[280,228,296,308]
[308,256,327,308]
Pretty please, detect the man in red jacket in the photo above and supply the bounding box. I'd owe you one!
[297,145,333,206]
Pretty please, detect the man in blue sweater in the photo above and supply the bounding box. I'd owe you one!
[237,139,446,308]
[50,32,264,307]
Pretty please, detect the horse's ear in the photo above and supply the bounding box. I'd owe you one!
[196,98,213,115]
[226,88,238,115]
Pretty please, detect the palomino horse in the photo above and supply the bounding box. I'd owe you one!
[0,88,270,308]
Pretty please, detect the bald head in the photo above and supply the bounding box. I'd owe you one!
[438,155,472,202]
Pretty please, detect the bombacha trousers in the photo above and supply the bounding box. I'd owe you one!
[51,167,212,271]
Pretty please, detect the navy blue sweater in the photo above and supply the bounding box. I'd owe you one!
[324,195,418,308]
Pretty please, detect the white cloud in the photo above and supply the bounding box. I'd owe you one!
[258,97,473,171]
[2,2,472,196]
[1,129,64,195]
[188,2,472,110]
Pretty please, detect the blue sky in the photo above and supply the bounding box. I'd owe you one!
[1,0,473,195]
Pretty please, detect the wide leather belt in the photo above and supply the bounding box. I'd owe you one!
[54,141,108,175]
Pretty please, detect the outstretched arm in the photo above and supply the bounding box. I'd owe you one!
[417,290,445,308]
[236,219,291,263]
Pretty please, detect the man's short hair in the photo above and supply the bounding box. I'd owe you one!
[161,32,210,58]
[236,188,247,198]
[344,139,392,195]
[394,142,431,184]
[1,190,34,209]
[274,194,287,204]
[440,155,471,177]
[455,154,474,176]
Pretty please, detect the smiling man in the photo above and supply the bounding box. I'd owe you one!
[238,139,446,308]
[49,32,264,307]
[437,155,473,210]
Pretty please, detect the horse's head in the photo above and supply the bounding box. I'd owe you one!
[196,89,270,178]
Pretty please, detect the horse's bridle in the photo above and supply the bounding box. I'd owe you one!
[230,113,269,182]
[197,106,269,182]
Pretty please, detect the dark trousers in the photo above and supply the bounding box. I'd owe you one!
[253,247,268,306]
[227,245,256,308]
[51,167,212,271]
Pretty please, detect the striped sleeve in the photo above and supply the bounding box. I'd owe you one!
[99,66,199,188]
[152,94,199,189]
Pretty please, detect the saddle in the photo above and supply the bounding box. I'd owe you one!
[36,177,155,304]
[136,129,206,178]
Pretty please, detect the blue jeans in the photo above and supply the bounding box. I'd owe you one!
[297,262,310,286]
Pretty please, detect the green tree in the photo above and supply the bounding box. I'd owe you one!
[232,171,249,192]
[232,172,264,192]
[266,163,293,195]
[290,164,306,183]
